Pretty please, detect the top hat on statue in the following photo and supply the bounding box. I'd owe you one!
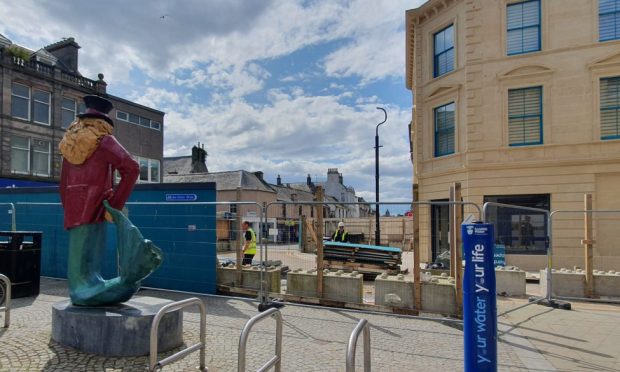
[78,95,114,126]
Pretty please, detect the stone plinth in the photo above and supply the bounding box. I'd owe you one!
[375,273,414,308]
[52,296,183,356]
[286,269,364,303]
[422,277,456,315]
[495,267,526,296]
[217,265,281,293]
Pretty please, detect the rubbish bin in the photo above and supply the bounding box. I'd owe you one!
[0,231,42,298]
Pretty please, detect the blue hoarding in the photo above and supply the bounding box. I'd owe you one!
[462,222,497,372]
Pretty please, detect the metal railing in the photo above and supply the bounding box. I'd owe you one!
[149,297,206,371]
[548,209,620,305]
[0,203,16,231]
[346,319,371,372]
[0,273,10,328]
[238,308,282,372]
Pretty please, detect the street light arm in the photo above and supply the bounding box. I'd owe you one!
[376,107,387,136]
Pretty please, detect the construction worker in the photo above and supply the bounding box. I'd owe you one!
[333,221,350,243]
[242,221,257,265]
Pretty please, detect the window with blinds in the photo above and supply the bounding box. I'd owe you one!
[600,77,620,140]
[433,24,454,78]
[507,0,540,55]
[600,0,620,41]
[508,87,542,146]
[434,102,455,157]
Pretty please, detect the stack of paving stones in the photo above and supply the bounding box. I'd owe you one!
[0,277,530,371]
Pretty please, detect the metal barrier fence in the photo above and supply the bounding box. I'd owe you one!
[548,208,620,304]
[149,297,206,371]
[345,319,371,372]
[0,273,10,328]
[238,307,282,372]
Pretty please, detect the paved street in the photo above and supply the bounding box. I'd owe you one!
[1,277,619,371]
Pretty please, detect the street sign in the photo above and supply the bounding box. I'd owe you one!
[165,194,197,202]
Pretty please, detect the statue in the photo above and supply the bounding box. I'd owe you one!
[59,95,162,306]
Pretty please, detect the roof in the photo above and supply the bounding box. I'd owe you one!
[0,33,11,48]
[164,170,276,193]
[44,37,80,51]
[270,184,315,202]
[164,156,192,175]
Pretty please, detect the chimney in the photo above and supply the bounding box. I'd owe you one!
[307,174,312,186]
[277,174,282,185]
[254,171,264,180]
[190,143,208,173]
[327,168,340,185]
[44,37,80,74]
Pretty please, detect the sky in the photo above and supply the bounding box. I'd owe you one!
[0,0,426,214]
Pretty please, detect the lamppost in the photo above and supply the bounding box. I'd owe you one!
[375,107,387,246]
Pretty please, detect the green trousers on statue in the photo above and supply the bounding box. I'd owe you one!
[68,201,163,306]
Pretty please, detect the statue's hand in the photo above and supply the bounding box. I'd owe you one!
[104,211,113,222]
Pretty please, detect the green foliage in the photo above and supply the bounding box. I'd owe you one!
[6,45,30,60]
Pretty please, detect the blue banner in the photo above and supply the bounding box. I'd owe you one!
[462,222,497,372]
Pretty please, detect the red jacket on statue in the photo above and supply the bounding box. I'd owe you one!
[60,135,139,230]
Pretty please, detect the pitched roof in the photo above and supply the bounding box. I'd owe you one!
[164,156,192,175]
[0,33,11,48]
[164,170,276,193]
[270,184,315,202]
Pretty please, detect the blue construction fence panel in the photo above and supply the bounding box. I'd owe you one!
[0,182,217,295]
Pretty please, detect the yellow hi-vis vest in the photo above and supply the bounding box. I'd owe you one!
[333,230,348,242]
[245,228,257,255]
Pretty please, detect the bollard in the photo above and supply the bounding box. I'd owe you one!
[462,222,497,372]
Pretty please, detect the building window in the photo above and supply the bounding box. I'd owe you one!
[507,0,540,55]
[32,139,51,176]
[230,203,237,214]
[282,204,287,218]
[298,206,303,216]
[508,86,542,146]
[10,136,30,174]
[600,0,620,41]
[600,76,620,139]
[434,102,455,157]
[10,136,50,176]
[135,156,160,183]
[33,90,51,125]
[433,24,454,78]
[61,97,77,128]
[11,82,30,120]
[116,110,161,130]
[483,194,549,254]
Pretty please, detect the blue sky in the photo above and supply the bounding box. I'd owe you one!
[0,0,427,214]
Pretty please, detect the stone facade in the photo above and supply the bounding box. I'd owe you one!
[406,0,620,270]
[0,36,164,185]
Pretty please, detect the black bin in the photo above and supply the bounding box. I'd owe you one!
[0,231,42,298]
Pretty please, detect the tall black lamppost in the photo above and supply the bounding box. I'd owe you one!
[375,107,387,246]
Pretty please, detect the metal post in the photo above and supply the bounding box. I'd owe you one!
[316,186,325,299]
[583,194,594,298]
[374,107,386,246]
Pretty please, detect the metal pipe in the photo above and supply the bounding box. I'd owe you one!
[149,297,206,371]
[238,308,283,372]
[374,107,387,246]
[554,295,620,304]
[346,319,371,372]
[0,273,11,328]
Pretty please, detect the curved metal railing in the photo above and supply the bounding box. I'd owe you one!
[345,319,371,372]
[149,297,206,371]
[238,308,282,372]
